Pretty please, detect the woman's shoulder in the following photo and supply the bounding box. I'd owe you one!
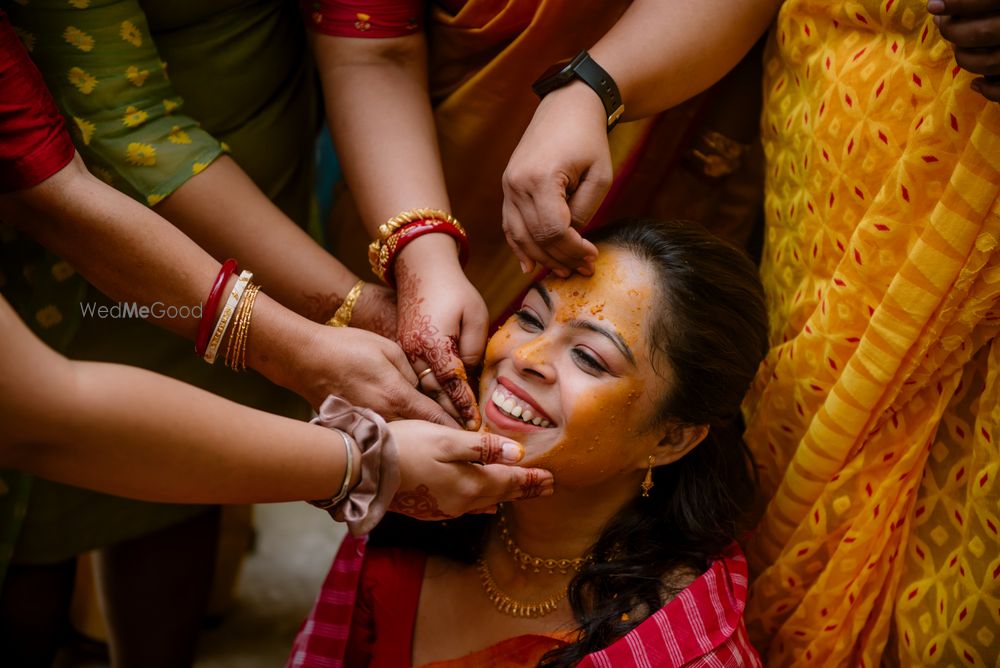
[582,543,760,668]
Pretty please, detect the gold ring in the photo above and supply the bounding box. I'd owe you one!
[417,368,434,387]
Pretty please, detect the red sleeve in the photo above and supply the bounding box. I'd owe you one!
[0,11,75,193]
[301,0,424,38]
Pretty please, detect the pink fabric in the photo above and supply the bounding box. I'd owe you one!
[288,539,761,667]
[312,395,400,536]
[0,11,75,192]
[301,0,423,38]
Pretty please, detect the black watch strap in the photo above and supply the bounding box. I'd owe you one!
[533,51,625,131]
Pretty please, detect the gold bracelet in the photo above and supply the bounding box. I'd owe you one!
[326,279,365,328]
[367,208,464,282]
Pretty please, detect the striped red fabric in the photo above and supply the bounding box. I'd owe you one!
[288,538,760,667]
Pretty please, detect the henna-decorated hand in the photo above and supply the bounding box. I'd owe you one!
[394,236,488,430]
[351,282,398,339]
[387,421,554,519]
[929,0,1000,101]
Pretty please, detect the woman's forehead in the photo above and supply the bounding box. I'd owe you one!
[538,248,655,348]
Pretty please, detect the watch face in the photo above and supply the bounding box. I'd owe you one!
[531,58,574,97]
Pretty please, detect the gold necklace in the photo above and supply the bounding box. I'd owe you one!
[498,512,591,575]
[476,556,567,618]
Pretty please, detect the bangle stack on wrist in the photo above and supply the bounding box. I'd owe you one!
[367,207,469,288]
[197,259,262,368]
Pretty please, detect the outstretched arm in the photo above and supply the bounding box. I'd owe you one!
[501,0,780,275]
[0,296,553,512]
[0,155,451,423]
[311,27,487,430]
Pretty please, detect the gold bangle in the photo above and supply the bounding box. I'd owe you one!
[367,208,465,282]
[225,281,260,371]
[326,279,365,328]
[204,270,252,364]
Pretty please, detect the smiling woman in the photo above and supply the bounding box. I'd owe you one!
[289,219,770,668]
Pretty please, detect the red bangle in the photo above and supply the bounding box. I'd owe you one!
[196,258,238,356]
[385,220,470,289]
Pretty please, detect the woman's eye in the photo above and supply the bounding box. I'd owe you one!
[514,309,543,331]
[572,348,607,374]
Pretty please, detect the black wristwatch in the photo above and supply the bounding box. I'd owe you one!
[532,51,625,131]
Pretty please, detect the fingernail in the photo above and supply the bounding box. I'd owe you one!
[465,418,481,431]
[926,0,944,13]
[501,442,523,463]
[519,260,530,273]
[555,269,570,278]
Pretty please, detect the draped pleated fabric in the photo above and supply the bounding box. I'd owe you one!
[743,1,1000,665]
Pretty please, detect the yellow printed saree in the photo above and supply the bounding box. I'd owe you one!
[744,1,1000,666]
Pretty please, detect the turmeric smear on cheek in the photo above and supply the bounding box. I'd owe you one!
[536,378,648,479]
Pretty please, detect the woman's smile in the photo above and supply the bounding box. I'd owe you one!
[479,248,668,484]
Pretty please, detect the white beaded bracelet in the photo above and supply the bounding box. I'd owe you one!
[203,270,252,364]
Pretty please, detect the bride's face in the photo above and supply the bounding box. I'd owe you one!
[480,247,672,488]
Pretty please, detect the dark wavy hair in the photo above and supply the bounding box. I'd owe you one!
[371,218,769,666]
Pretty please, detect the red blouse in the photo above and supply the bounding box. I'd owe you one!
[289,536,762,668]
[301,0,424,38]
[0,11,74,193]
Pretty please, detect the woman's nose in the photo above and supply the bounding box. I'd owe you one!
[511,337,555,381]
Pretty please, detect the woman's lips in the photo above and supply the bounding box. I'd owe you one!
[491,377,555,426]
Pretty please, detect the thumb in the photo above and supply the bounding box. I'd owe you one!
[446,431,525,465]
[478,464,555,504]
[458,305,489,368]
[567,164,612,231]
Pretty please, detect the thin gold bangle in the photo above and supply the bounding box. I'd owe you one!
[326,280,365,328]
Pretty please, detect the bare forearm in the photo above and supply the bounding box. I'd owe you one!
[0,294,354,503]
[155,155,361,321]
[313,33,450,231]
[0,155,216,339]
[591,0,779,119]
[0,156,329,401]
[32,361,355,503]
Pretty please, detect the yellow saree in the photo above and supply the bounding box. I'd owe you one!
[743,1,1000,666]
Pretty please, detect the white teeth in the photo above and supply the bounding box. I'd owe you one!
[491,386,551,427]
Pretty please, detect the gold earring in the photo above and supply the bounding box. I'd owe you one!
[640,456,655,497]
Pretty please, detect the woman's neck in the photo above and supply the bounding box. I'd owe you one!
[500,476,641,564]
